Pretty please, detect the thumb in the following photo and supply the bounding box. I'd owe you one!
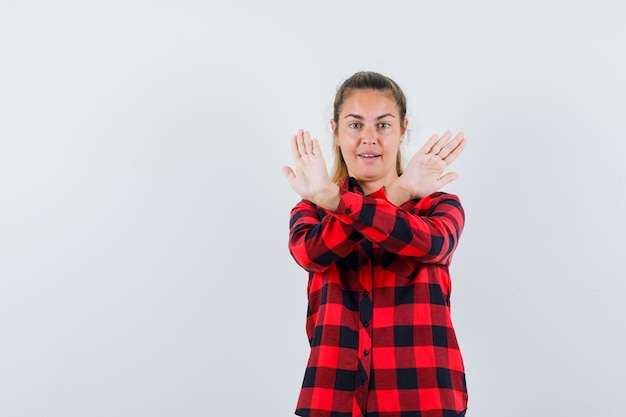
[282,166,296,183]
[438,172,460,188]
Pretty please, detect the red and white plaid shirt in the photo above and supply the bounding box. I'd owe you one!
[288,176,468,417]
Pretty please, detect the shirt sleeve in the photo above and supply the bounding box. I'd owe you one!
[288,199,366,272]
[331,189,465,265]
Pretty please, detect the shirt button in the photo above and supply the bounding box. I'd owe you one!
[345,208,351,214]
[363,290,369,297]
[363,350,369,356]
[363,321,369,328]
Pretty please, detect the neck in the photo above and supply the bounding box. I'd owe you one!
[347,172,398,196]
[360,181,382,196]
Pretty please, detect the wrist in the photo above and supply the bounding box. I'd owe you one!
[314,183,341,211]
[385,180,413,206]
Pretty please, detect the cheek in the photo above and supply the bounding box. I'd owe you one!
[338,135,359,150]
[339,127,357,139]
[339,144,356,159]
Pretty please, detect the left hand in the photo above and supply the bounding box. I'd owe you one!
[394,131,466,199]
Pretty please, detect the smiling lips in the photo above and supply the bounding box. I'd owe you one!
[358,153,380,159]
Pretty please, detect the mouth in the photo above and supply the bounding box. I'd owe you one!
[358,153,381,159]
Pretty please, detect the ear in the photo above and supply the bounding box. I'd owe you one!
[330,119,339,145]
[400,118,409,142]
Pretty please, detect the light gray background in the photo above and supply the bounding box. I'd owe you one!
[1,1,625,416]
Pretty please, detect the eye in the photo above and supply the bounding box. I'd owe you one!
[378,122,391,129]
[348,122,361,129]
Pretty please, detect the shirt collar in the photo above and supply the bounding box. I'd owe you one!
[340,176,388,200]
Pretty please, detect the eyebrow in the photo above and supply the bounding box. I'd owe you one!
[343,113,396,120]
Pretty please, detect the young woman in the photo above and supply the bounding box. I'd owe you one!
[282,71,468,417]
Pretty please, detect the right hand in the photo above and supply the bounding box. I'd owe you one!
[282,130,340,209]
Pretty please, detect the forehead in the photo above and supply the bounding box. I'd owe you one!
[340,89,398,117]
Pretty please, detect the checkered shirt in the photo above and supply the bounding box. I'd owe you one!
[288,177,468,417]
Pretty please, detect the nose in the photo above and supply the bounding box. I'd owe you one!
[361,126,377,144]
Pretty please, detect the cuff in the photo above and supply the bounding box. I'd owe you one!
[332,189,365,224]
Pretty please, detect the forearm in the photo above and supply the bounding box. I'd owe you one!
[288,200,364,272]
[329,190,464,264]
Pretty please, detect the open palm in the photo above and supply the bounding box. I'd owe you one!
[282,130,335,203]
[397,131,466,199]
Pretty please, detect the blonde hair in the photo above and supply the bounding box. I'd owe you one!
[330,71,408,185]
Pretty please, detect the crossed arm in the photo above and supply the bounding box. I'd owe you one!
[288,190,465,272]
[283,130,467,272]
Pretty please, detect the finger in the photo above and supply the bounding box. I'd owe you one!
[442,137,467,166]
[291,134,301,160]
[295,129,307,156]
[303,130,314,155]
[282,165,296,182]
[312,138,322,157]
[418,131,453,155]
[282,165,299,191]
[438,171,460,187]
[438,131,465,159]
[418,133,440,154]
[431,130,452,155]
